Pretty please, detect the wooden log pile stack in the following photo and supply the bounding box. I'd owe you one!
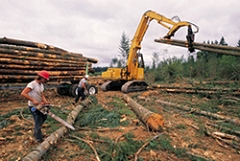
[0,37,98,83]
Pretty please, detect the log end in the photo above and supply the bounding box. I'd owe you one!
[146,113,164,132]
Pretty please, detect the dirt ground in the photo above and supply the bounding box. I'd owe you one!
[0,83,240,161]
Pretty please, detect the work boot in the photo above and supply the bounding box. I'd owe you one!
[36,138,44,143]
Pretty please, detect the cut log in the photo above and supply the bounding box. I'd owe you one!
[0,53,88,65]
[122,94,164,132]
[156,100,240,125]
[0,37,67,52]
[0,47,83,59]
[206,122,240,136]
[0,63,88,70]
[154,38,240,56]
[152,84,240,92]
[0,69,88,76]
[21,98,92,161]
[151,84,240,96]
[0,37,98,84]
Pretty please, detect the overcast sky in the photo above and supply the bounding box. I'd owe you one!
[1,0,239,67]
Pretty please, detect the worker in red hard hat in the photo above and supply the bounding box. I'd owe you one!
[37,70,50,81]
[21,70,50,143]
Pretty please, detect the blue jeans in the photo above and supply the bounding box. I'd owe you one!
[75,87,85,103]
[29,106,47,141]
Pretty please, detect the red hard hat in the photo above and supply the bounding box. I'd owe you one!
[38,70,50,80]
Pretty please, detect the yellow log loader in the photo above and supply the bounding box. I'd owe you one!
[101,10,199,93]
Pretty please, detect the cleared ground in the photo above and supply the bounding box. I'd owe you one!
[0,81,240,161]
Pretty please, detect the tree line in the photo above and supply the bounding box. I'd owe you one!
[94,33,240,83]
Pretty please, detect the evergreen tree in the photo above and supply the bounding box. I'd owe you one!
[110,57,118,67]
[151,52,160,69]
[117,32,130,67]
[109,32,130,68]
[237,39,240,47]
[219,37,228,46]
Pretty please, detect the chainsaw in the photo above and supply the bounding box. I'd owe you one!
[36,104,75,130]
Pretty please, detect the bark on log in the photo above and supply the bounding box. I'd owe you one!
[163,38,240,51]
[0,57,88,66]
[0,63,88,70]
[194,80,238,85]
[122,94,164,132]
[157,88,240,96]
[0,37,98,84]
[152,84,240,92]
[0,53,87,64]
[156,100,240,125]
[0,47,83,59]
[0,37,67,52]
[206,122,240,136]
[0,74,86,79]
[21,98,92,161]
[154,38,240,57]
[0,43,61,53]
[0,69,88,76]
[151,84,240,96]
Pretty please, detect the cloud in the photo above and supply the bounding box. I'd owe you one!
[0,0,239,67]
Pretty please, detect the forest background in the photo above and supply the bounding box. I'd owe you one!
[93,33,240,84]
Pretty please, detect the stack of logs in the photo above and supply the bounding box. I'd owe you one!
[0,37,98,83]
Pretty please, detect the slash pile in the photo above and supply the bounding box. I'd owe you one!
[0,37,98,83]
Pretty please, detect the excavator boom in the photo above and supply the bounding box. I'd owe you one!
[101,10,198,93]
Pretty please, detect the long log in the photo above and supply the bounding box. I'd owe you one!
[122,94,164,131]
[156,99,240,125]
[0,37,98,84]
[155,38,240,51]
[86,57,98,64]
[162,38,240,51]
[194,80,238,85]
[0,74,86,80]
[0,48,84,61]
[0,37,67,52]
[0,57,88,67]
[152,84,240,92]
[0,75,83,83]
[0,53,90,65]
[0,64,93,72]
[0,63,88,70]
[0,69,87,76]
[156,88,240,96]
[0,43,97,63]
[206,122,240,136]
[154,38,240,56]
[21,98,92,161]
[0,44,83,58]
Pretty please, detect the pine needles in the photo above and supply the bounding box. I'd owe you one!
[76,105,123,128]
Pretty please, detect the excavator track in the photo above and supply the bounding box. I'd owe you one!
[100,80,112,91]
[121,80,148,93]
[101,80,127,91]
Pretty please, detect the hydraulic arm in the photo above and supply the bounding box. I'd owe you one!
[101,10,198,93]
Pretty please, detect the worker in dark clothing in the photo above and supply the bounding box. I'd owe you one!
[21,70,50,143]
[74,75,89,104]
